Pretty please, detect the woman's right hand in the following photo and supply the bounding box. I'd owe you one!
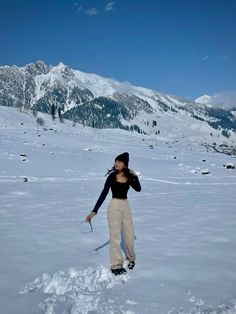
[86,211,96,222]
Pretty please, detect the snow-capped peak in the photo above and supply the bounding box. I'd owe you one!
[196,92,236,109]
[195,95,212,105]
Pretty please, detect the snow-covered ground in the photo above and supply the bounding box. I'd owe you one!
[0,106,236,314]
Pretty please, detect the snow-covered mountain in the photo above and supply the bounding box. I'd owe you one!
[196,92,236,110]
[195,95,212,106]
[0,61,235,144]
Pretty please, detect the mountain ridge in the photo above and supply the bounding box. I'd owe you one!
[0,60,235,145]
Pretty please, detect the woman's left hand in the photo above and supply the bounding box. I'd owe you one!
[129,169,137,176]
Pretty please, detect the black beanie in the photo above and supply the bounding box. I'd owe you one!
[115,152,129,167]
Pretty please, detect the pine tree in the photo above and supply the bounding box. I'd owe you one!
[51,104,56,120]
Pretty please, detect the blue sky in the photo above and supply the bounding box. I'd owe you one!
[0,0,236,99]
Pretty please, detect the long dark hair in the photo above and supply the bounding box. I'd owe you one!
[106,166,130,178]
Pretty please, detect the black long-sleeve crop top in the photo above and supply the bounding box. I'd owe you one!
[92,171,141,213]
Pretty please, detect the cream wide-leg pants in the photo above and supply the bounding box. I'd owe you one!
[107,198,136,269]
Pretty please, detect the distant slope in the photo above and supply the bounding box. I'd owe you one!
[0,61,235,145]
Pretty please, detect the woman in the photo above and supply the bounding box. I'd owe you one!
[86,152,141,276]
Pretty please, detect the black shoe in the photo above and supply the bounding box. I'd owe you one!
[111,267,127,276]
[128,261,135,270]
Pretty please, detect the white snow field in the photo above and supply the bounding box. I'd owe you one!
[0,106,236,314]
